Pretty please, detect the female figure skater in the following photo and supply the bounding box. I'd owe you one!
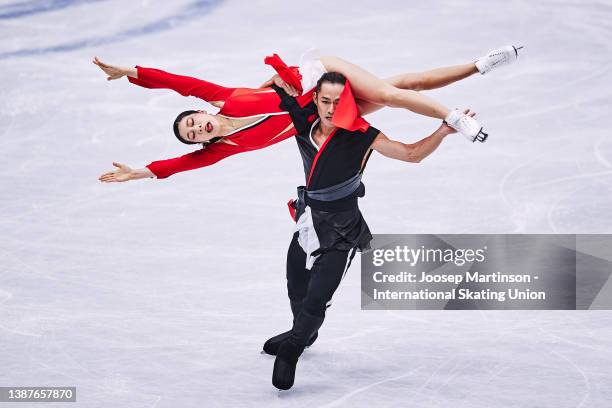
[95,46,520,182]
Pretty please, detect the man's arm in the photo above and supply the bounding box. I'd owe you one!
[371,109,476,163]
[371,123,455,163]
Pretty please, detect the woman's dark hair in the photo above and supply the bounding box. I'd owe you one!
[173,110,199,145]
[315,71,347,92]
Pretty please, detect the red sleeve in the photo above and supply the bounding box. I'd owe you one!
[146,144,240,179]
[264,54,303,94]
[128,66,236,102]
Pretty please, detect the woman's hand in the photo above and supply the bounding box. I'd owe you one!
[93,57,136,81]
[259,74,299,96]
[99,162,134,182]
[98,162,153,183]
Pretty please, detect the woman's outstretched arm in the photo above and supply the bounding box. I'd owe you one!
[93,57,138,80]
[93,57,236,104]
[98,142,240,182]
[98,162,153,183]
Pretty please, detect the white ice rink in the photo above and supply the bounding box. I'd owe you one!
[1,0,612,406]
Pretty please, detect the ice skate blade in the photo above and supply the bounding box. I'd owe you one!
[513,45,524,57]
[475,130,488,143]
[467,128,488,143]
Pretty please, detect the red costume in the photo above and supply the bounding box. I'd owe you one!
[129,56,367,179]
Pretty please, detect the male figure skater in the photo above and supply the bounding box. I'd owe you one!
[267,72,477,390]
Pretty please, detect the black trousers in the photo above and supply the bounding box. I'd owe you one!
[286,232,354,317]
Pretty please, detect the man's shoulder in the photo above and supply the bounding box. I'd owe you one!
[338,124,380,137]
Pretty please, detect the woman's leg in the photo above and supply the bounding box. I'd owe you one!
[320,56,451,119]
[357,62,479,115]
[388,63,478,92]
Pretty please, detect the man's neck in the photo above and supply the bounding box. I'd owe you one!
[317,120,336,137]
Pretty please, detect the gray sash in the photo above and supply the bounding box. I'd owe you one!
[292,173,362,221]
[306,173,362,201]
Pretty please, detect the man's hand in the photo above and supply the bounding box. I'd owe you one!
[93,57,136,81]
[99,162,137,183]
[259,74,299,96]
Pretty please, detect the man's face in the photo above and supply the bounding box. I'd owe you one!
[177,111,222,143]
[314,82,344,128]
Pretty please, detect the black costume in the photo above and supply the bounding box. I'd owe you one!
[269,86,380,390]
[279,85,379,317]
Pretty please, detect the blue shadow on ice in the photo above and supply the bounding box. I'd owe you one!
[0,0,222,59]
[0,0,105,20]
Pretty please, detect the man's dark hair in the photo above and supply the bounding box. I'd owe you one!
[315,71,347,92]
[173,110,199,145]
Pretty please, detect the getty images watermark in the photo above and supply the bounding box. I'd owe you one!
[361,234,612,310]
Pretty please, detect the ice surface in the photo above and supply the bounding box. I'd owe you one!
[1,0,612,407]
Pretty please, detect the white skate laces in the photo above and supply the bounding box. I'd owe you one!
[444,109,488,143]
[475,45,523,75]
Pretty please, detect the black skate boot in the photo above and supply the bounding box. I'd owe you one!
[272,310,324,390]
[262,300,318,355]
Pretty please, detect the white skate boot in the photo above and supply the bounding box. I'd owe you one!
[444,109,488,142]
[475,45,523,75]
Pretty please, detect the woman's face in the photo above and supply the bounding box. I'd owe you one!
[177,111,222,143]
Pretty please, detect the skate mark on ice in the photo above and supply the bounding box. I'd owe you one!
[0,289,13,304]
[460,364,512,402]
[0,0,223,59]
[539,328,612,358]
[503,62,612,98]
[546,186,582,233]
[534,170,612,232]
[498,156,541,232]
[1,248,61,282]
[543,344,592,408]
[522,170,612,190]
[319,366,422,408]
[323,327,385,344]
[423,359,464,406]
[150,395,161,408]
[594,138,612,169]
[41,334,96,378]
[0,323,43,337]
